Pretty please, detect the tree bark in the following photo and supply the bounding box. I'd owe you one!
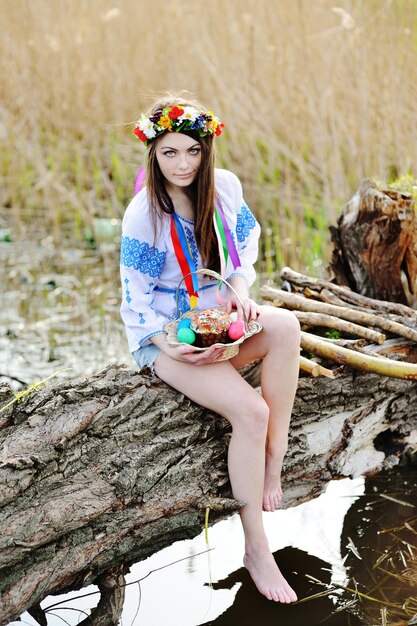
[1,359,417,625]
[329,179,417,305]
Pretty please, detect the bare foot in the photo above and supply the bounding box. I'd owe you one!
[244,547,298,603]
[263,450,284,512]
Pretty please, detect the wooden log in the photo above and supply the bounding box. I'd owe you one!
[320,335,385,359]
[299,355,334,378]
[305,287,417,329]
[2,360,417,624]
[299,355,320,377]
[260,285,417,343]
[294,311,386,344]
[303,286,352,307]
[370,337,417,361]
[300,331,417,380]
[281,266,417,319]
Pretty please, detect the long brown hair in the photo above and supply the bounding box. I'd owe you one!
[145,97,220,272]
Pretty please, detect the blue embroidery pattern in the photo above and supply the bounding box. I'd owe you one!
[124,278,131,304]
[138,313,145,325]
[120,236,166,278]
[236,202,256,243]
[177,288,190,317]
[185,226,199,268]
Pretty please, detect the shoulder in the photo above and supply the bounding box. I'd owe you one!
[215,168,243,210]
[122,188,168,242]
[215,168,243,195]
[122,188,151,229]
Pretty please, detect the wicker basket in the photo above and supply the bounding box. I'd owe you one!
[164,269,262,362]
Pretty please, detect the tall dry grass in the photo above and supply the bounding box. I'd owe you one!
[1,0,417,269]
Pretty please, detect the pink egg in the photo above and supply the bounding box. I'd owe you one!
[228,320,245,340]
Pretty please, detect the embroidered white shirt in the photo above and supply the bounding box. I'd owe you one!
[120,168,260,352]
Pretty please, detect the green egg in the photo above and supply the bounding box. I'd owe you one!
[177,327,196,344]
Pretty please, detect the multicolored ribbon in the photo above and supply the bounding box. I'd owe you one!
[133,167,242,311]
[214,196,242,276]
[170,213,199,310]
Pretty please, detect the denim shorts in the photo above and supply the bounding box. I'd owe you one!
[132,344,162,372]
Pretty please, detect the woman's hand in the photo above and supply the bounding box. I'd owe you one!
[162,342,226,365]
[151,333,225,365]
[225,275,260,322]
[226,293,260,322]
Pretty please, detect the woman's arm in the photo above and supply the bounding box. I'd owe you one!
[150,330,227,364]
[120,193,169,351]
[226,274,261,322]
[216,171,261,321]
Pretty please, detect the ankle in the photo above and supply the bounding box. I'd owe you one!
[245,538,270,556]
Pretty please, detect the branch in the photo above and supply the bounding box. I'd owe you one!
[260,285,417,343]
[77,566,125,626]
[300,332,417,380]
[280,267,417,319]
[294,311,386,344]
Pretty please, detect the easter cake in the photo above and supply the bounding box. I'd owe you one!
[190,308,232,347]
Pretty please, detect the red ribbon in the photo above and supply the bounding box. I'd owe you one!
[170,217,198,298]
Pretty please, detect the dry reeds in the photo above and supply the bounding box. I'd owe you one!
[1,0,417,269]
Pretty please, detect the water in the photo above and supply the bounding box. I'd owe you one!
[15,477,364,626]
[13,468,417,625]
[1,234,130,386]
[2,235,417,625]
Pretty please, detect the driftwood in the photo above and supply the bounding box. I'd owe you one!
[261,285,417,343]
[329,178,417,305]
[260,260,417,379]
[1,358,417,625]
[299,355,334,378]
[0,356,417,624]
[281,266,417,319]
[293,311,386,344]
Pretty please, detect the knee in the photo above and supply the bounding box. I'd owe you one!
[259,306,301,348]
[238,396,269,440]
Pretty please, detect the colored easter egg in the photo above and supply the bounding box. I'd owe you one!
[177,327,196,344]
[178,318,192,329]
[228,320,245,340]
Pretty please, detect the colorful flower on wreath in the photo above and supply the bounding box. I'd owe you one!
[136,116,157,140]
[205,111,224,136]
[168,105,184,120]
[157,115,172,130]
[178,106,198,123]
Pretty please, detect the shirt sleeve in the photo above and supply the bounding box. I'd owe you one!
[229,197,260,287]
[120,191,167,349]
[216,170,260,288]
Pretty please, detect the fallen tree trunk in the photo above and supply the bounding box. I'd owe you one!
[1,359,417,625]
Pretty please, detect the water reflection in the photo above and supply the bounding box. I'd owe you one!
[18,469,416,625]
[18,477,364,626]
[339,466,417,624]
[202,548,362,626]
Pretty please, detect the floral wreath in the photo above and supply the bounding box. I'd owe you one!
[134,104,224,144]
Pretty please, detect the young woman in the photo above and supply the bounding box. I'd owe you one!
[120,97,300,604]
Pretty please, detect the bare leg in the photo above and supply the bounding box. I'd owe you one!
[230,306,300,512]
[154,354,297,603]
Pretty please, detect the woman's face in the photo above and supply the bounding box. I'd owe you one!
[155,133,202,191]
